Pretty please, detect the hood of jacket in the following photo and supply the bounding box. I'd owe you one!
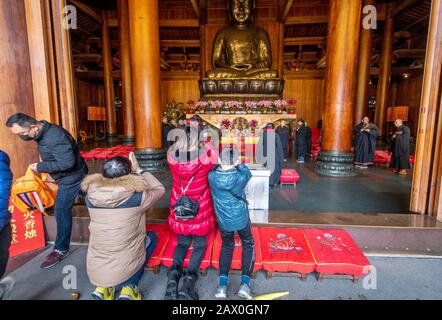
[81,173,148,208]
[209,166,239,192]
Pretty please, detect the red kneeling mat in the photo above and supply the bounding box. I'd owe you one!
[161,228,215,270]
[280,169,301,184]
[304,229,371,276]
[211,227,262,272]
[259,227,316,274]
[145,223,171,267]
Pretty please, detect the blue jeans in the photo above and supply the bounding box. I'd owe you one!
[54,181,83,252]
[115,231,158,289]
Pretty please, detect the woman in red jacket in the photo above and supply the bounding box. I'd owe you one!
[165,126,217,300]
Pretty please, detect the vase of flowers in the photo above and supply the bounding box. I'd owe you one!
[195,100,208,114]
[287,99,297,114]
[227,100,240,114]
[274,99,287,114]
[209,100,224,114]
[185,100,196,114]
[258,100,272,114]
[220,119,231,130]
[245,101,257,114]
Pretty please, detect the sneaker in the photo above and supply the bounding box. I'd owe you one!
[40,250,70,269]
[215,285,227,299]
[283,159,288,162]
[237,283,252,300]
[297,160,305,164]
[399,170,408,175]
[119,285,142,300]
[92,287,115,300]
[0,277,15,300]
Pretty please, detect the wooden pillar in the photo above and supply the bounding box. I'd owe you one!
[24,0,58,124]
[0,0,39,178]
[128,0,166,171]
[118,0,135,144]
[354,0,374,125]
[410,0,442,216]
[102,11,117,140]
[315,0,362,177]
[374,3,393,137]
[51,0,79,138]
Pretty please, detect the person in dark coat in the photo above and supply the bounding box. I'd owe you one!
[305,122,313,158]
[6,113,88,269]
[208,147,254,300]
[162,116,174,149]
[276,120,290,162]
[295,119,308,164]
[0,150,14,300]
[353,116,378,169]
[389,119,411,175]
[257,123,283,188]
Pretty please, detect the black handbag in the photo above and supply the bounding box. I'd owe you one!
[173,176,200,220]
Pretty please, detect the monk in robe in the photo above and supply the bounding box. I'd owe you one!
[257,123,283,188]
[162,116,174,148]
[353,116,378,169]
[389,119,411,175]
[276,120,290,162]
[295,119,308,164]
[305,122,312,158]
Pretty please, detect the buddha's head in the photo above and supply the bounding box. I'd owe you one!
[228,0,254,25]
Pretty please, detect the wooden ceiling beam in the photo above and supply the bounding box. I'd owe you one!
[69,0,103,25]
[190,0,200,19]
[159,19,200,27]
[160,39,200,47]
[279,0,294,23]
[392,0,421,17]
[285,15,328,25]
[284,37,326,46]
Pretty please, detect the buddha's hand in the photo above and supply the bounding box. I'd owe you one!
[232,64,252,71]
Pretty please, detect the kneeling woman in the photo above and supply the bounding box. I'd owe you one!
[81,154,165,300]
[166,126,217,300]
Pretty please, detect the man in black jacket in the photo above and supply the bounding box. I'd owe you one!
[6,113,88,269]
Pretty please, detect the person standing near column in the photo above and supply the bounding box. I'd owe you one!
[0,150,14,300]
[353,116,378,169]
[389,119,411,175]
[6,113,88,269]
[295,119,308,164]
[276,120,290,162]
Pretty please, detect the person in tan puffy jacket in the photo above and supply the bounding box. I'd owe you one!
[81,153,165,300]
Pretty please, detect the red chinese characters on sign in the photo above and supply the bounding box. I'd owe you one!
[8,203,45,258]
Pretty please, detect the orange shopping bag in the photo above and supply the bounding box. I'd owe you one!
[11,168,58,214]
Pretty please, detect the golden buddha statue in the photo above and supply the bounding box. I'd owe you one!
[206,0,279,79]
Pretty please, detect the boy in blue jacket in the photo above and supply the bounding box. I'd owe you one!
[208,147,254,299]
[0,150,14,299]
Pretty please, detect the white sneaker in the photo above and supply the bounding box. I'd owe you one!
[237,283,252,300]
[215,285,227,299]
[0,277,15,300]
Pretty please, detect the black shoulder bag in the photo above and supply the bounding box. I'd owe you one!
[173,176,200,220]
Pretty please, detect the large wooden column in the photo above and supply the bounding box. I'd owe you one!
[374,3,394,137]
[51,0,79,138]
[118,0,135,144]
[315,0,362,177]
[128,0,166,171]
[410,0,442,218]
[0,0,39,177]
[354,0,374,124]
[102,11,118,140]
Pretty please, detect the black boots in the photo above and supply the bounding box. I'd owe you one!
[178,271,199,300]
[164,265,182,300]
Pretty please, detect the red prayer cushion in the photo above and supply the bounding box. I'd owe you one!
[304,229,371,276]
[211,227,262,272]
[280,169,300,183]
[146,223,172,267]
[161,228,216,269]
[259,227,316,274]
